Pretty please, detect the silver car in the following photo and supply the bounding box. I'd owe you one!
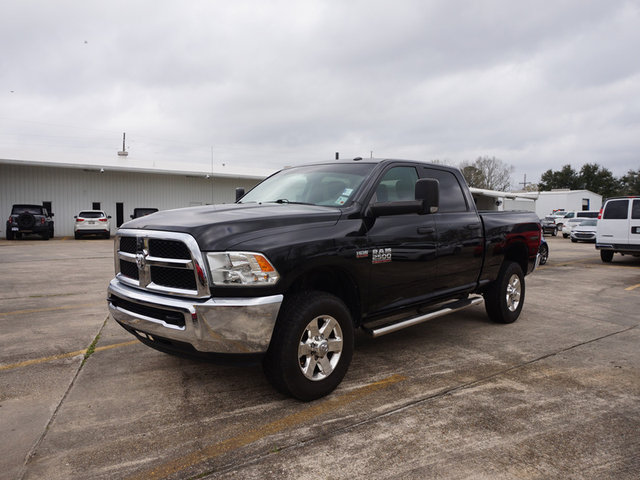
[570,219,597,243]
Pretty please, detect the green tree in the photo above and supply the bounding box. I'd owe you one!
[619,169,640,195]
[459,156,513,191]
[538,164,581,191]
[578,163,620,198]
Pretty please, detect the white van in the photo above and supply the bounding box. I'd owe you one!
[595,197,640,262]
[561,210,600,238]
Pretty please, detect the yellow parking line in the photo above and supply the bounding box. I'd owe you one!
[128,374,407,480]
[625,284,640,291]
[0,302,103,316]
[0,340,138,371]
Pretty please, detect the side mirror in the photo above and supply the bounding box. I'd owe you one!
[108,216,112,219]
[235,187,245,202]
[415,178,439,214]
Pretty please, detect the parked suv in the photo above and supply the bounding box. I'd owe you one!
[6,204,54,240]
[596,197,640,262]
[130,208,158,219]
[74,210,112,239]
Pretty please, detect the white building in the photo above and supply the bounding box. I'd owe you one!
[527,189,602,218]
[1,158,264,237]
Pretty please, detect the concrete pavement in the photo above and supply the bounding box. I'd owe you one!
[1,236,638,479]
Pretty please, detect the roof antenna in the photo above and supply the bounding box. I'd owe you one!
[118,132,128,157]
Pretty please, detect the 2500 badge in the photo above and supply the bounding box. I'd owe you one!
[372,248,392,264]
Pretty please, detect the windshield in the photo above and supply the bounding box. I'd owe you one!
[79,211,105,218]
[12,205,43,215]
[239,163,375,207]
[579,219,597,226]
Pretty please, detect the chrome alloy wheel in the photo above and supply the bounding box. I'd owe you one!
[298,315,344,381]
[505,273,522,312]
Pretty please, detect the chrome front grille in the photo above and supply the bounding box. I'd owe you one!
[115,229,210,298]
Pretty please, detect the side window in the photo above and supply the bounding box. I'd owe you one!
[422,168,468,212]
[603,199,629,220]
[632,200,640,220]
[373,167,418,203]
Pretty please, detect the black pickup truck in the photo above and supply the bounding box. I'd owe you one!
[108,159,541,400]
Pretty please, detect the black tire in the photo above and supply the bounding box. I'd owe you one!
[600,250,614,263]
[539,244,548,265]
[263,291,354,401]
[6,229,14,240]
[571,238,577,243]
[49,226,54,239]
[562,233,568,238]
[74,232,81,240]
[552,228,557,237]
[484,261,525,324]
[41,229,50,240]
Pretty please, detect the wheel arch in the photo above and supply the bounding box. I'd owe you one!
[504,239,529,275]
[284,266,362,327]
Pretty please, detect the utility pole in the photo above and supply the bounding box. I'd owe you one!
[519,174,531,190]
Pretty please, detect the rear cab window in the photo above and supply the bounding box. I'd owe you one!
[421,168,469,212]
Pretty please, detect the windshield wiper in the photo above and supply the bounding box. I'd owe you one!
[270,199,315,206]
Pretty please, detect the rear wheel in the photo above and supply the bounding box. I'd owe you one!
[600,250,614,263]
[263,291,354,401]
[571,238,577,243]
[484,261,525,324]
[6,229,14,240]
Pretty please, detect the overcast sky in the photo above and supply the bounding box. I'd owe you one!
[1,0,639,186]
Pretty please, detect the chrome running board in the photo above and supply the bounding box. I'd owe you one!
[363,295,484,338]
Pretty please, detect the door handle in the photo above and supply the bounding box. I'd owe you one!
[418,226,435,234]
[466,223,481,230]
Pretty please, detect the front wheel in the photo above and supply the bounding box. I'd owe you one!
[484,261,525,324]
[263,291,354,401]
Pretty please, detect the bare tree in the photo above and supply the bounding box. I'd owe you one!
[459,156,514,191]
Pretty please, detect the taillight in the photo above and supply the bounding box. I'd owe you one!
[40,217,45,224]
[8,217,13,224]
[76,218,85,222]
[99,218,108,222]
[597,208,603,220]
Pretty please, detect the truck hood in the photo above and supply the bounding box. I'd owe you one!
[120,203,342,250]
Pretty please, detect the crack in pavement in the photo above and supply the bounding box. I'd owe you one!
[17,316,110,480]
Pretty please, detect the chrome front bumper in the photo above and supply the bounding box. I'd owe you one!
[107,278,283,354]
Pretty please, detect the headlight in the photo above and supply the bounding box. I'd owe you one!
[206,252,280,286]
